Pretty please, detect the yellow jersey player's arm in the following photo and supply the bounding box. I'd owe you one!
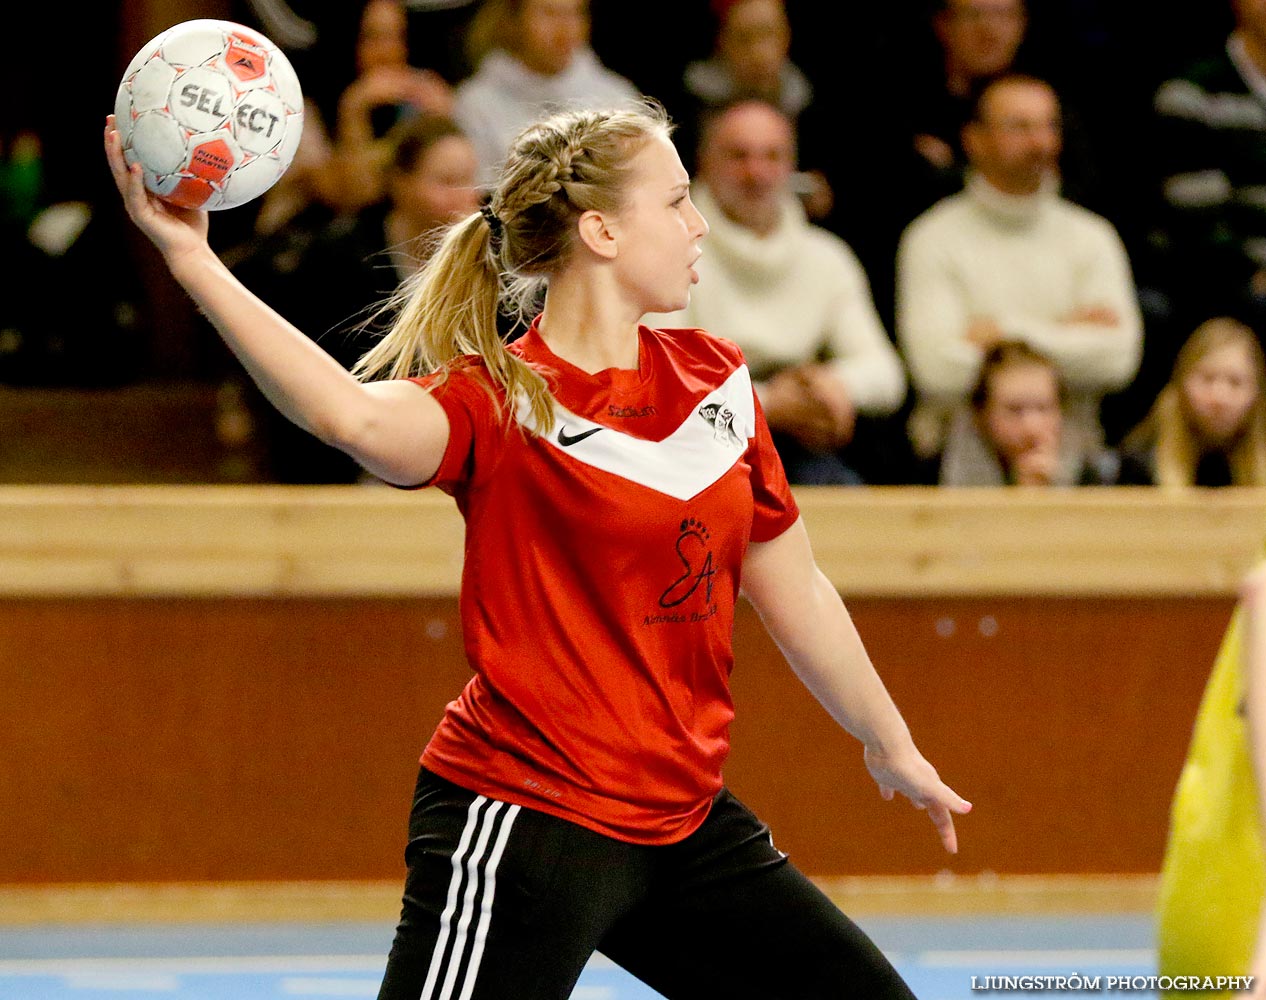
[1241,563,1266,996]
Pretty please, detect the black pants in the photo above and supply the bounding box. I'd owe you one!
[378,768,915,1000]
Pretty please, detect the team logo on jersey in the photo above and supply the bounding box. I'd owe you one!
[698,402,742,447]
[658,517,717,611]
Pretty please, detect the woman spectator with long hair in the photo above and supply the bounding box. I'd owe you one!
[1119,317,1266,487]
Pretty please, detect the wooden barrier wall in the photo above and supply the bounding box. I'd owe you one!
[1,487,1262,882]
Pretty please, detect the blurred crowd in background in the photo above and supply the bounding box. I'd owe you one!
[5,0,1266,489]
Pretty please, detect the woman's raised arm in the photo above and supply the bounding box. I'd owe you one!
[104,116,448,486]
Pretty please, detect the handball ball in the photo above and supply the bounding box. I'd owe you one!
[114,20,303,211]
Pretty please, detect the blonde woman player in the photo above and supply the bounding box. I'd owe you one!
[1156,559,1266,999]
[104,102,969,1000]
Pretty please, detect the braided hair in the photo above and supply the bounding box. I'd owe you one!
[355,99,672,434]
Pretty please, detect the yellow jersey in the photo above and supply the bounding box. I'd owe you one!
[1156,605,1264,997]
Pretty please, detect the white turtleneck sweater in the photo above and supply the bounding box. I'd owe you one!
[651,184,905,416]
[453,48,640,185]
[897,173,1142,454]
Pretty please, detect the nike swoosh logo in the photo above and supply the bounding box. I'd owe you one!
[557,425,604,447]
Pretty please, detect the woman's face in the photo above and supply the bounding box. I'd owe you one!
[979,363,1062,465]
[1182,341,1260,444]
[515,0,588,76]
[392,135,481,232]
[603,134,709,316]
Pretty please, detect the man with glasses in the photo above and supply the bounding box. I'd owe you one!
[896,74,1142,465]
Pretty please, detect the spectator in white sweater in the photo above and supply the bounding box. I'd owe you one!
[453,0,639,185]
[897,74,1142,460]
[651,99,906,484]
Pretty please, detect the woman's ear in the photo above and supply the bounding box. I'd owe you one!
[576,209,619,260]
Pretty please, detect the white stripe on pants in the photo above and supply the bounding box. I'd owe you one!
[420,796,521,1000]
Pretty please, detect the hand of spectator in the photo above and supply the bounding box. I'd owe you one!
[1011,436,1060,486]
[793,169,834,221]
[254,103,342,235]
[762,367,846,452]
[797,364,856,448]
[1059,305,1119,327]
[965,316,1004,349]
[340,66,454,124]
[913,133,956,171]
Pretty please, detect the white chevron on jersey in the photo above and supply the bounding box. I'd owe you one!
[515,364,756,501]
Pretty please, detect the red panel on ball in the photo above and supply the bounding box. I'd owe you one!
[167,176,214,208]
[226,37,267,82]
[188,140,235,183]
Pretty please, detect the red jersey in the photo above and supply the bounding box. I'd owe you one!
[411,323,799,844]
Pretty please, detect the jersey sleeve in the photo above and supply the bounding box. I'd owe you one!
[747,385,800,543]
[407,365,505,495]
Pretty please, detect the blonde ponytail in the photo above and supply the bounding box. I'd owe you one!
[354,99,673,437]
[352,212,555,432]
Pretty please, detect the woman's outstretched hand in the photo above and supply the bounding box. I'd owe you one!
[864,743,972,854]
[103,114,209,266]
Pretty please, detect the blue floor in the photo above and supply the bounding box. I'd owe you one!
[0,915,1156,999]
